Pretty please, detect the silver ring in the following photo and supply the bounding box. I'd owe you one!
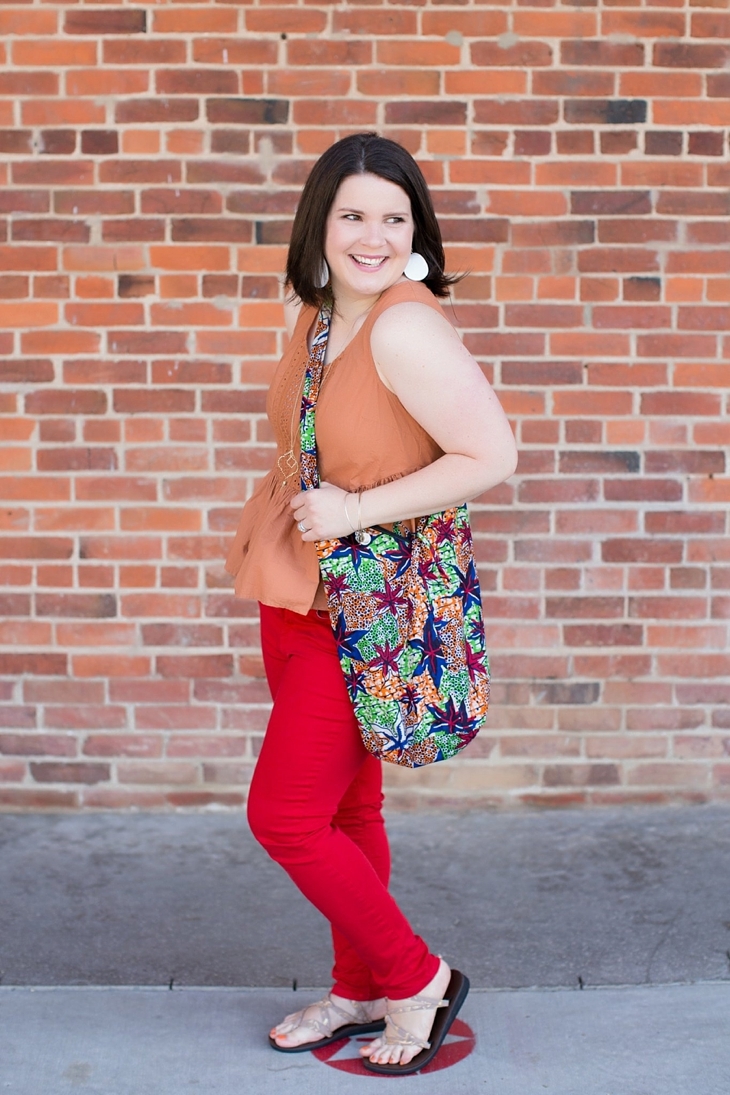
[297,521,308,533]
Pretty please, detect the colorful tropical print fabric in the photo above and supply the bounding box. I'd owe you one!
[300,306,490,768]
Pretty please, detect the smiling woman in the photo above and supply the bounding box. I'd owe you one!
[224,133,517,1076]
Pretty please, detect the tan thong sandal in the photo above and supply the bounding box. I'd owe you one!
[362,969,470,1075]
[269,993,386,1053]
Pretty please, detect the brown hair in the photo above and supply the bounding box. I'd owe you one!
[285,132,460,307]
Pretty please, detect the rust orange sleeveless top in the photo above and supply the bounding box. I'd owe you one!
[224,280,447,614]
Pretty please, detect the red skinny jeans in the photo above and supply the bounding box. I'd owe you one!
[247,603,439,1001]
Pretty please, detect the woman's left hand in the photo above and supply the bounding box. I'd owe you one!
[290,482,355,542]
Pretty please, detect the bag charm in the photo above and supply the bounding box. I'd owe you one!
[299,306,490,768]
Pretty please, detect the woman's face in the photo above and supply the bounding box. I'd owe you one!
[323,173,415,302]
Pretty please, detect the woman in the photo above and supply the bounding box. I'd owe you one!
[225,133,517,1074]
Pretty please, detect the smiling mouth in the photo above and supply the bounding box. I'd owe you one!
[350,255,388,270]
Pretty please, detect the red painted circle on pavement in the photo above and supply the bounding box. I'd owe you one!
[312,1017,475,1076]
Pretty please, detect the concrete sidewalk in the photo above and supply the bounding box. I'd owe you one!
[1,805,729,1093]
[2,982,728,1094]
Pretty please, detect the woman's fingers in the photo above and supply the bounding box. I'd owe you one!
[290,482,350,540]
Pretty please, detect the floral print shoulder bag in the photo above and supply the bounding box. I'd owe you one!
[300,305,490,768]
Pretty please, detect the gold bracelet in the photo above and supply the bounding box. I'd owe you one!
[354,490,371,545]
[343,493,357,534]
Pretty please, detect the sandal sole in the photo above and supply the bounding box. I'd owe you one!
[269,1019,386,1053]
[361,969,470,1076]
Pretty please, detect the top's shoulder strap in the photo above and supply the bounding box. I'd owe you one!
[362,281,448,336]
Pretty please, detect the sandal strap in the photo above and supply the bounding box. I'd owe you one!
[386,994,448,1016]
[381,1017,431,1052]
[284,994,368,1039]
[375,991,449,1054]
[325,995,372,1026]
[297,997,336,1038]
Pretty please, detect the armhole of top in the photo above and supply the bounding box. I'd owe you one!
[294,303,318,354]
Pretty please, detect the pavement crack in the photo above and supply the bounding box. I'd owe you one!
[644,909,681,984]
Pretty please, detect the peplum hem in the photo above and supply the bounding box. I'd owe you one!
[224,470,321,615]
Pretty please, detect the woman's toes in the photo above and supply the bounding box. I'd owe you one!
[360,1035,383,1058]
[273,1029,296,1047]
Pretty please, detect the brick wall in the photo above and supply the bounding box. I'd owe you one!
[1,1,729,810]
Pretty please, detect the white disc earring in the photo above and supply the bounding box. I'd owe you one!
[315,259,330,289]
[403,252,429,281]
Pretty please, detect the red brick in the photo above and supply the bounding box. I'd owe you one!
[603,684,674,709]
[564,625,644,647]
[641,392,721,417]
[588,734,667,760]
[44,706,127,730]
[357,70,440,97]
[156,655,234,679]
[36,593,116,618]
[0,733,74,756]
[287,40,373,67]
[518,479,600,504]
[631,594,708,620]
[79,788,167,808]
[500,734,580,758]
[192,680,270,705]
[166,791,245,807]
[602,539,684,564]
[0,788,78,808]
[0,536,73,561]
[626,763,710,788]
[646,452,725,477]
[167,735,247,758]
[557,510,638,535]
[0,648,67,674]
[120,591,201,620]
[108,680,190,704]
[117,761,199,785]
[655,625,725,654]
[135,707,217,731]
[543,764,620,788]
[0,761,26,782]
[560,705,621,731]
[514,540,593,564]
[84,734,162,758]
[30,761,110,784]
[627,708,705,732]
[202,763,255,785]
[0,697,37,725]
[72,655,152,678]
[518,792,589,809]
[604,479,683,502]
[546,597,625,619]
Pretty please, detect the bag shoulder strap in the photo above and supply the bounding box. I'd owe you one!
[298,305,331,492]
